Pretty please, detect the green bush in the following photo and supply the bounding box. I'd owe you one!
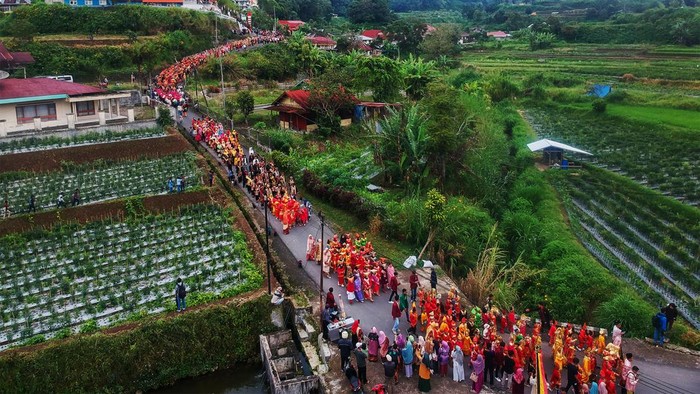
[264,129,304,154]
[156,107,175,128]
[0,297,276,393]
[606,90,628,103]
[592,99,607,113]
[594,291,656,338]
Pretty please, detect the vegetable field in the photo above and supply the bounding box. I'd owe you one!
[0,152,201,214]
[554,169,700,329]
[0,128,166,155]
[0,204,260,350]
[525,106,700,205]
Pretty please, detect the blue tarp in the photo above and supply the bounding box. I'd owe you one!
[354,105,365,119]
[587,84,612,98]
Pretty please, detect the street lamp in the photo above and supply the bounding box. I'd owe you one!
[264,196,271,294]
[319,210,325,328]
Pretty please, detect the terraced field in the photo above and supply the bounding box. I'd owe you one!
[554,168,700,329]
[525,106,700,205]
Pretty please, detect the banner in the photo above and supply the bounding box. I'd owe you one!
[247,12,252,28]
[536,348,547,394]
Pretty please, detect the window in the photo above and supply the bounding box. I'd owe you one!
[16,103,57,124]
[99,0,107,5]
[69,0,77,5]
[76,101,96,117]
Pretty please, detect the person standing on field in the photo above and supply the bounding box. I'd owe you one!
[175,278,187,312]
[28,193,36,213]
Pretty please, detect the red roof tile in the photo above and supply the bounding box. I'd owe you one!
[278,20,305,31]
[306,36,336,46]
[360,30,384,40]
[0,78,105,100]
[284,90,311,109]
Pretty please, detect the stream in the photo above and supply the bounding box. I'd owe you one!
[149,363,267,394]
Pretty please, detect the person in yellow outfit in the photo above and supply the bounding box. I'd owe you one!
[596,329,607,354]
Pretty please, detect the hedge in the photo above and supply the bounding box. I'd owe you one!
[0,296,276,394]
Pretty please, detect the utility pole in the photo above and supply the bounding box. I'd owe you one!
[265,196,271,294]
[215,15,227,128]
[319,211,325,328]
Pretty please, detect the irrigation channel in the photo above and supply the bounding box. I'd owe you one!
[149,363,267,394]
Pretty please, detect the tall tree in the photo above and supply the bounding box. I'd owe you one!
[235,91,255,125]
[347,0,392,23]
[418,24,460,59]
[355,56,402,102]
[387,18,427,56]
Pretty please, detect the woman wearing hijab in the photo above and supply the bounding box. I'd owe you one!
[354,273,364,303]
[402,339,414,378]
[397,333,406,350]
[471,353,486,393]
[438,341,450,377]
[598,380,608,394]
[451,345,465,382]
[511,367,525,394]
[379,331,389,359]
[368,327,380,362]
[418,352,432,392]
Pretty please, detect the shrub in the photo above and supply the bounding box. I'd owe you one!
[606,90,628,103]
[264,129,304,154]
[594,291,656,338]
[592,99,607,113]
[0,297,276,393]
[156,107,174,128]
[485,76,521,102]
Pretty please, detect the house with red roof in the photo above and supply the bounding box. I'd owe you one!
[487,31,510,39]
[357,29,384,44]
[0,41,34,73]
[306,35,336,50]
[0,78,132,136]
[266,89,358,132]
[278,20,305,32]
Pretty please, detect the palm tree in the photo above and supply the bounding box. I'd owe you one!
[400,54,438,101]
[372,106,430,196]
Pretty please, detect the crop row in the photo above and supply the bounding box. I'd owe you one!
[0,152,201,214]
[570,215,698,329]
[525,106,700,205]
[571,199,699,299]
[0,128,166,155]
[567,207,700,329]
[566,169,699,262]
[0,204,259,350]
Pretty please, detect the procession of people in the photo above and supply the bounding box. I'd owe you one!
[332,276,645,394]
[152,28,657,394]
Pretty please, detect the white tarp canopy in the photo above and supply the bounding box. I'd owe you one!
[527,139,593,155]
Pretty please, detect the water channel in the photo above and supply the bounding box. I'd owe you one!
[149,363,268,394]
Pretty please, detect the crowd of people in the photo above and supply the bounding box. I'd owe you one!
[317,233,398,305]
[334,279,652,394]
[190,116,310,233]
[154,32,283,107]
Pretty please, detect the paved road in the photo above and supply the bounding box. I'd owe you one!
[176,106,699,394]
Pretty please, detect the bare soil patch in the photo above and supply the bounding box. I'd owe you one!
[0,134,191,174]
[0,190,210,236]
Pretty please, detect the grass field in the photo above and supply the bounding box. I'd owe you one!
[564,103,700,130]
[461,43,700,81]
